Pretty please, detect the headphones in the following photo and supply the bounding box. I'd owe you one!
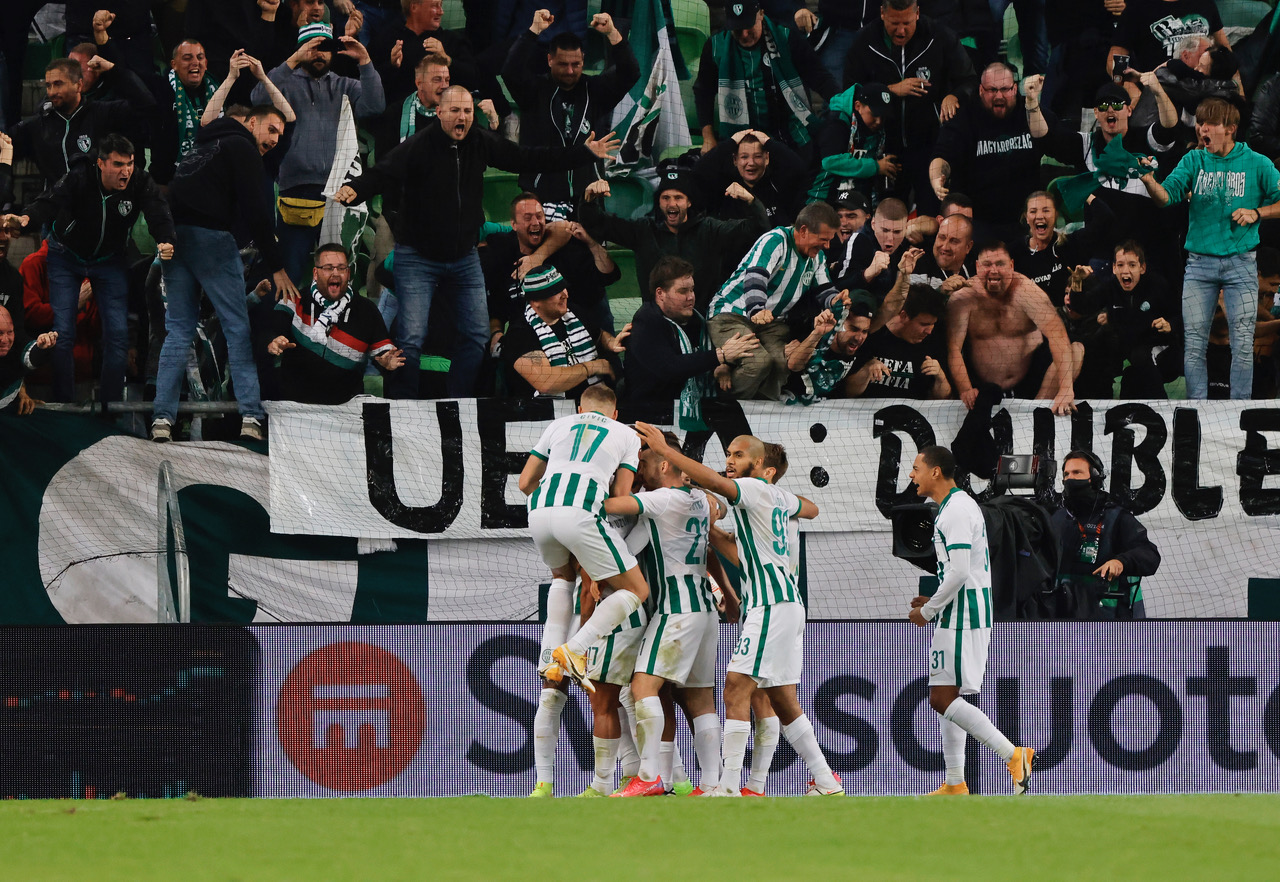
[1064,449,1106,490]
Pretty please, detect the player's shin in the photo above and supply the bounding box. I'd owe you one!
[719,719,751,793]
[592,737,620,794]
[633,695,665,783]
[540,578,576,670]
[942,697,1015,761]
[692,713,721,792]
[780,714,841,792]
[534,688,568,785]
[939,714,967,785]
[745,716,779,794]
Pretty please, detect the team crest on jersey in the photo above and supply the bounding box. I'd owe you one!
[76,135,91,153]
[801,269,814,285]
[882,91,890,104]
[916,67,931,82]
[117,200,132,216]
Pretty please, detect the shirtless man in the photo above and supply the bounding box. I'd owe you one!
[947,241,1080,415]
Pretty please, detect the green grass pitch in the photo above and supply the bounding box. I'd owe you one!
[1,795,1277,881]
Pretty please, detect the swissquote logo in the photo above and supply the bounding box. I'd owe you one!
[277,641,425,791]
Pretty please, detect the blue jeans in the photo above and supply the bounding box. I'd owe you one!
[989,0,1048,76]
[389,245,488,399]
[818,28,857,89]
[1183,251,1257,400]
[46,242,130,404]
[154,226,264,422]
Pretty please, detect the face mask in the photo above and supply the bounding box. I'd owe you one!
[1062,478,1097,512]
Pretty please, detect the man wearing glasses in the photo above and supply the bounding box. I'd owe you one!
[929,62,1043,243]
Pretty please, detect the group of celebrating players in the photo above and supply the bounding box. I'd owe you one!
[518,384,1034,797]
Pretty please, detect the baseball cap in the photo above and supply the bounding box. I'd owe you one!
[846,290,877,321]
[725,0,761,30]
[1094,82,1130,108]
[834,192,871,214]
[522,265,567,300]
[854,82,893,118]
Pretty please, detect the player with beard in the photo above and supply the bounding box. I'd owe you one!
[929,62,1043,240]
[947,241,1081,414]
[635,426,844,796]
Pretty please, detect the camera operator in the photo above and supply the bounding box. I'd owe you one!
[1050,450,1160,619]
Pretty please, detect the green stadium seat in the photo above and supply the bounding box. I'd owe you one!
[483,169,523,223]
[670,0,710,34]
[602,174,655,221]
[441,0,467,31]
[22,36,64,80]
[675,26,707,72]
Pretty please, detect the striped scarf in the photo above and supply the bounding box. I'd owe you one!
[524,305,599,392]
[399,91,434,142]
[306,282,352,344]
[711,18,812,147]
[169,69,218,158]
[664,312,711,430]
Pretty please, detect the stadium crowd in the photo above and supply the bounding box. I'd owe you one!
[2,0,1280,439]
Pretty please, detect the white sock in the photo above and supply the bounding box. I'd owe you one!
[671,740,689,784]
[781,714,839,791]
[533,688,567,784]
[940,714,967,785]
[566,591,642,656]
[592,736,619,794]
[692,714,721,792]
[943,698,1015,761]
[720,719,751,793]
[633,695,664,782]
[744,716,779,794]
[617,686,640,777]
[539,578,575,669]
[659,741,675,785]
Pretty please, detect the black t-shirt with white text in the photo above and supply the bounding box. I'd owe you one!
[1117,0,1222,72]
[850,325,944,398]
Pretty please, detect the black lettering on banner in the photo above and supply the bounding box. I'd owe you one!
[1265,683,1280,761]
[1237,408,1280,516]
[1032,407,1062,508]
[477,398,556,529]
[1104,404,1167,515]
[996,676,1073,771]
[873,406,936,518]
[465,636,538,773]
[363,401,464,532]
[1186,646,1257,771]
[960,408,1013,502]
[890,676,943,772]
[812,676,879,773]
[1171,408,1223,520]
[1071,401,1094,453]
[1088,674,1182,770]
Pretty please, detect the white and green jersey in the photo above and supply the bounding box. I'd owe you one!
[630,486,715,615]
[708,227,833,320]
[728,477,803,611]
[606,513,656,631]
[929,488,993,631]
[527,411,640,517]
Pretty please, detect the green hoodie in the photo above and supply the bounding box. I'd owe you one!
[1160,141,1280,257]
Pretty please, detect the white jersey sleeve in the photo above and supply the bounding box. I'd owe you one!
[634,487,715,615]
[527,413,641,517]
[924,489,993,629]
[727,478,802,610]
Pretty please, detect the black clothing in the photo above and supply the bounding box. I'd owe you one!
[833,228,907,302]
[482,234,620,327]
[499,309,605,399]
[501,29,640,207]
[167,118,283,271]
[933,95,1041,225]
[849,324,943,398]
[1116,0,1222,71]
[1050,495,1160,619]
[22,162,174,263]
[621,301,719,421]
[373,24,483,107]
[0,261,21,320]
[270,294,393,404]
[182,0,277,81]
[346,119,594,262]
[691,137,806,228]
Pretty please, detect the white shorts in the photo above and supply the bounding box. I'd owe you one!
[928,626,991,695]
[634,611,720,688]
[586,620,646,686]
[528,507,637,582]
[727,602,805,687]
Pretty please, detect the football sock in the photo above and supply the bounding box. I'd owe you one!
[692,713,721,792]
[943,698,1015,762]
[634,695,664,782]
[592,737,619,794]
[659,741,675,785]
[781,714,840,791]
[540,578,575,665]
[617,686,640,777]
[671,740,689,784]
[720,719,751,793]
[533,688,567,783]
[566,590,642,656]
[939,713,967,786]
[744,716,779,793]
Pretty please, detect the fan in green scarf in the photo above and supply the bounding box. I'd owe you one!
[1050,131,1154,223]
[168,67,218,159]
[709,0,814,148]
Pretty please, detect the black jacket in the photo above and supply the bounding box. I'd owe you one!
[22,162,174,263]
[167,118,283,271]
[346,119,594,261]
[843,16,976,151]
[9,66,156,189]
[691,137,806,227]
[1050,496,1160,618]
[621,301,720,421]
[501,29,640,205]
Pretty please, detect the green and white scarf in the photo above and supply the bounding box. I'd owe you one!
[400,91,435,142]
[785,297,852,405]
[711,17,813,147]
[169,69,218,158]
[305,282,352,343]
[665,312,711,430]
[524,305,599,394]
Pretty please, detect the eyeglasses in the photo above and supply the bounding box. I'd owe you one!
[316,264,350,273]
[982,85,1016,94]
[1096,102,1126,112]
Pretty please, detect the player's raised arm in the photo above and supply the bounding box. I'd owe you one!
[610,466,635,497]
[635,422,738,500]
[795,495,819,519]
[518,452,548,496]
